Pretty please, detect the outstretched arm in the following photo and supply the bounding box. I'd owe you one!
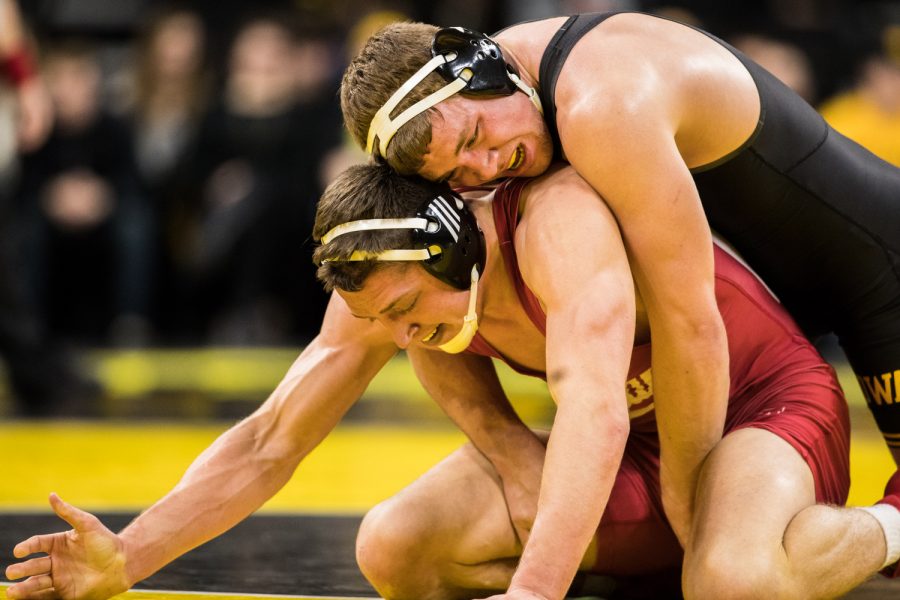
[490,168,637,599]
[6,294,397,600]
[407,347,546,545]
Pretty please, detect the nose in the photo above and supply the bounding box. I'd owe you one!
[458,148,500,185]
[388,321,419,349]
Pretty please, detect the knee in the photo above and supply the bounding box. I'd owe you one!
[355,498,439,599]
[683,545,788,600]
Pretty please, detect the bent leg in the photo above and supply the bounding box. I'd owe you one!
[355,443,525,600]
[684,428,886,599]
[356,439,683,600]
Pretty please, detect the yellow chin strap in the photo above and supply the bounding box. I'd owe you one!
[438,265,480,354]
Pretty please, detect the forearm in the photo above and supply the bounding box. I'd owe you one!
[117,323,392,586]
[652,308,729,541]
[119,411,302,585]
[510,388,629,599]
[454,395,543,472]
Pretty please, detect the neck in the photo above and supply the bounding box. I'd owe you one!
[497,42,537,89]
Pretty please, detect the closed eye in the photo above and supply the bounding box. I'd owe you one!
[466,123,479,148]
[395,300,416,316]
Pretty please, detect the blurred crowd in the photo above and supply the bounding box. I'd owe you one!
[0,0,899,415]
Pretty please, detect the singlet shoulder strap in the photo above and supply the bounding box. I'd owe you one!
[538,12,620,158]
[492,178,548,337]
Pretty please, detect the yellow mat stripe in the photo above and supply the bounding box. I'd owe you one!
[0,419,894,511]
[0,422,465,512]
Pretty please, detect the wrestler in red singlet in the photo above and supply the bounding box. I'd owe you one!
[465,177,851,586]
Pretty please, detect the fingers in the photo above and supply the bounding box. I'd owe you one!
[5,574,54,600]
[6,556,52,581]
[26,589,61,600]
[13,534,54,559]
[49,492,97,532]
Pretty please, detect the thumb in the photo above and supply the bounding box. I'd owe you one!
[50,492,96,531]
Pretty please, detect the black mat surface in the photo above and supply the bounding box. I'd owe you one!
[1,513,375,597]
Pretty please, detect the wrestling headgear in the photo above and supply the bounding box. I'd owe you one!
[320,189,485,353]
[366,26,543,158]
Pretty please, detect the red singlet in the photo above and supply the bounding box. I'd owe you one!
[464,177,851,582]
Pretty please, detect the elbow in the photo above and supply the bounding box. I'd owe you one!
[650,301,726,343]
[552,386,631,448]
[684,314,727,344]
[244,406,308,469]
[604,407,631,444]
[589,405,631,459]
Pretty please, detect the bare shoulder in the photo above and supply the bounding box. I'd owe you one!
[558,13,731,84]
[493,17,569,82]
[521,165,609,217]
[513,166,629,307]
[552,13,759,164]
[516,166,618,261]
[556,15,696,111]
[494,15,568,43]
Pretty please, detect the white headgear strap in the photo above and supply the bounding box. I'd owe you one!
[320,217,481,353]
[365,51,542,158]
[320,217,439,262]
[366,53,470,157]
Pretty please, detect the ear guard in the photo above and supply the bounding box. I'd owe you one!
[320,190,484,291]
[365,26,542,157]
[431,27,520,95]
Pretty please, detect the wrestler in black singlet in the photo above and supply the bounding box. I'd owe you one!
[537,12,900,443]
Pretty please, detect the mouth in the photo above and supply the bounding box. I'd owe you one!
[505,145,524,173]
[422,325,441,344]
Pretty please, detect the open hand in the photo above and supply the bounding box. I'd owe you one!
[5,493,130,600]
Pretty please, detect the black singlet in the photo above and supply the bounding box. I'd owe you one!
[536,12,900,435]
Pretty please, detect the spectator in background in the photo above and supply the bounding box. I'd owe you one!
[0,0,99,416]
[117,6,212,341]
[125,7,210,197]
[819,23,900,168]
[181,14,341,345]
[319,10,408,186]
[16,40,154,347]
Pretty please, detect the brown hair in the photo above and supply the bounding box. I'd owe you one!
[313,163,440,292]
[339,22,443,175]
